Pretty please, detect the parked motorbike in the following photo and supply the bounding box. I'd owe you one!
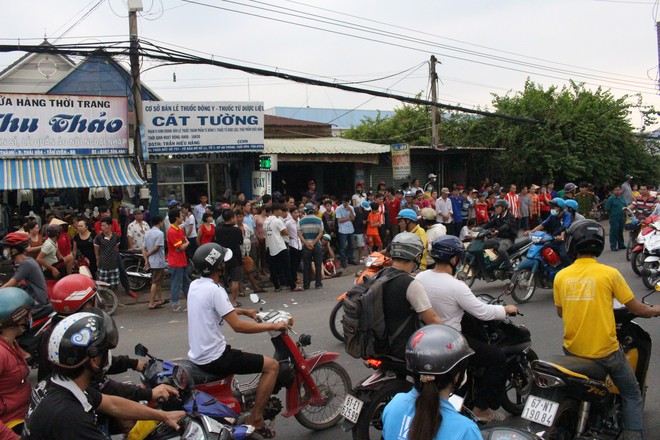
[341,293,536,440]
[636,219,660,288]
[329,251,391,342]
[137,306,351,434]
[125,251,198,291]
[624,208,649,261]
[629,215,660,276]
[523,291,656,439]
[456,228,532,287]
[505,231,567,304]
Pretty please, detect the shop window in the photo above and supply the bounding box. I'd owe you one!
[157,163,209,207]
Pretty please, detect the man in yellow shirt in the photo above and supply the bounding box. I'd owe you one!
[396,209,427,271]
[555,220,660,440]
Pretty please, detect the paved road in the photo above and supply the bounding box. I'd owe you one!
[106,245,660,439]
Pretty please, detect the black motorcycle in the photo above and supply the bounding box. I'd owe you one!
[341,294,537,440]
[456,228,531,287]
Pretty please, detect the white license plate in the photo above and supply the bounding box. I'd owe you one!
[340,394,364,424]
[521,395,559,427]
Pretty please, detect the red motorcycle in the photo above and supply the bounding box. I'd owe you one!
[329,251,392,342]
[138,308,352,433]
[630,214,660,276]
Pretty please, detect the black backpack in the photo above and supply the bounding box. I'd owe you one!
[342,267,413,359]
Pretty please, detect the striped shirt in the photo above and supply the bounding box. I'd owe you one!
[505,192,520,218]
[299,215,324,247]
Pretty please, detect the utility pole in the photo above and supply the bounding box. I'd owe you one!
[128,0,147,179]
[656,22,660,91]
[430,55,440,149]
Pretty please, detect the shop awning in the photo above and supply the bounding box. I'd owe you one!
[0,157,144,190]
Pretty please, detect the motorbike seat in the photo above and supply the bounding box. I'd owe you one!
[372,355,408,375]
[510,237,532,253]
[176,360,229,385]
[532,355,608,381]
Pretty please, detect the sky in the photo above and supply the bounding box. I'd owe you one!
[2,0,660,129]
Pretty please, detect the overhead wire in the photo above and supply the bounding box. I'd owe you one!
[55,0,106,41]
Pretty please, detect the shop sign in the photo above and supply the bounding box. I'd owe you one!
[0,93,129,157]
[391,143,410,180]
[252,171,271,197]
[142,101,264,154]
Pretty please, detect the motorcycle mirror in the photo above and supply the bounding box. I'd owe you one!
[134,343,149,357]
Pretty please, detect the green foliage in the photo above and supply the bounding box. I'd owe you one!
[342,102,431,145]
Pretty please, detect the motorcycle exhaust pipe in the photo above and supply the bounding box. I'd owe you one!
[126,271,151,279]
[641,267,659,277]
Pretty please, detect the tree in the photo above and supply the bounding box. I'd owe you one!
[342,102,431,145]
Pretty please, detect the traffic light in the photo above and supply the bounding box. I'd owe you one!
[259,154,271,171]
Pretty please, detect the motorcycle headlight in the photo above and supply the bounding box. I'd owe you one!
[364,256,378,267]
[182,419,205,440]
[531,236,543,244]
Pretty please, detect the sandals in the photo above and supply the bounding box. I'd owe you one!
[291,286,303,292]
[253,426,276,439]
[148,304,164,310]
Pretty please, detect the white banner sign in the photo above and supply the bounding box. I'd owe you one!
[252,171,271,198]
[391,143,410,180]
[142,101,265,154]
[0,93,129,157]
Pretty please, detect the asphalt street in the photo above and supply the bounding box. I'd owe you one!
[105,244,660,439]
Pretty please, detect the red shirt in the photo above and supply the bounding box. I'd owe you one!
[0,338,30,435]
[94,218,122,236]
[505,192,520,218]
[57,231,72,257]
[198,223,215,245]
[387,198,401,225]
[167,225,188,267]
[539,193,552,212]
[475,203,489,225]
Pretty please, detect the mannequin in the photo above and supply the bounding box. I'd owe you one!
[89,187,110,208]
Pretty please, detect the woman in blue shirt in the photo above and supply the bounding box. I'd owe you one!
[382,325,482,440]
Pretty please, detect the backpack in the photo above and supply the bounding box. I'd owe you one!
[342,267,413,359]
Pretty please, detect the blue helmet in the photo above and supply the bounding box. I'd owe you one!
[565,199,578,212]
[549,197,566,210]
[360,200,372,211]
[397,208,418,222]
[430,236,465,262]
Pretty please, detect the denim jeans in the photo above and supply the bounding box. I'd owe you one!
[169,266,190,307]
[338,233,354,266]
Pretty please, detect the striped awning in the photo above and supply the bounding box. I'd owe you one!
[0,157,144,190]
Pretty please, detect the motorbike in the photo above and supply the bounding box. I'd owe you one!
[341,293,536,440]
[624,208,650,261]
[636,219,660,288]
[125,251,198,291]
[629,215,660,276]
[523,291,656,439]
[456,228,532,287]
[480,427,542,439]
[137,306,352,434]
[506,231,567,304]
[329,251,391,342]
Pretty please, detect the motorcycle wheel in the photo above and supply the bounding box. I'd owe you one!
[125,263,149,291]
[509,269,536,304]
[546,398,579,440]
[96,286,118,316]
[294,362,352,430]
[642,261,660,289]
[352,379,412,440]
[456,264,477,288]
[631,251,644,276]
[626,237,633,261]
[500,349,538,415]
[329,301,345,342]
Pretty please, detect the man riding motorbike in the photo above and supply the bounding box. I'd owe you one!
[526,197,572,266]
[481,199,518,273]
[416,235,520,423]
[187,242,289,439]
[555,220,660,440]
[397,209,428,271]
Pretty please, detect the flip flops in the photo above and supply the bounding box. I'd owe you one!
[148,304,163,310]
[253,426,276,439]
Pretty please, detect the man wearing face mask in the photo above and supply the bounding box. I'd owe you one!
[526,197,572,265]
[23,312,184,440]
[416,236,519,423]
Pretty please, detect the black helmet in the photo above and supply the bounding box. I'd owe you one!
[564,182,577,193]
[430,236,465,262]
[47,311,118,368]
[494,199,509,209]
[565,219,605,257]
[193,243,232,276]
[0,287,33,330]
[390,232,424,261]
[405,325,474,375]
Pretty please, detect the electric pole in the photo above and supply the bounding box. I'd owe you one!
[129,0,147,179]
[430,55,440,149]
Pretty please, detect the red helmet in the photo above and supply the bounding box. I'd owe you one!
[0,232,30,254]
[541,247,561,267]
[50,275,97,314]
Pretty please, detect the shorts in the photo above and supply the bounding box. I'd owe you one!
[196,346,264,377]
[43,259,67,280]
[366,234,383,248]
[97,268,120,287]
[354,233,365,248]
[242,256,256,273]
[223,264,243,284]
[151,268,164,285]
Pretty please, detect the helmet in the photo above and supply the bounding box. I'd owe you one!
[360,201,372,211]
[0,287,33,330]
[564,182,577,193]
[390,232,424,261]
[405,325,474,375]
[430,236,465,262]
[404,191,415,198]
[625,174,633,180]
[47,311,118,368]
[565,199,578,212]
[565,219,605,257]
[548,197,566,210]
[193,243,232,276]
[322,233,331,241]
[494,199,509,209]
[50,275,97,314]
[397,209,418,222]
[420,207,437,221]
[0,232,30,255]
[304,203,315,214]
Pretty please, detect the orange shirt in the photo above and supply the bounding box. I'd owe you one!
[366,212,381,235]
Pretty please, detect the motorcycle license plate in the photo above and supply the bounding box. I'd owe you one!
[521,395,558,427]
[340,394,364,424]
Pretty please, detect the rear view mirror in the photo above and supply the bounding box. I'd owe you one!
[134,343,148,357]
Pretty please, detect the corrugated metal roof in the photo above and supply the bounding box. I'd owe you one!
[411,145,504,151]
[264,137,389,154]
[266,107,395,129]
[264,114,330,127]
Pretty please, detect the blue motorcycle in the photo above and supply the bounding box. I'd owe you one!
[506,231,565,303]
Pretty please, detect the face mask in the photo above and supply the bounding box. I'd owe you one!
[550,209,558,216]
[2,248,11,260]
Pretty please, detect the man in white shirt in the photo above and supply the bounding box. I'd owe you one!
[351,181,366,208]
[127,208,150,252]
[265,204,301,291]
[187,243,288,439]
[435,187,454,235]
[193,195,210,227]
[182,203,198,259]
